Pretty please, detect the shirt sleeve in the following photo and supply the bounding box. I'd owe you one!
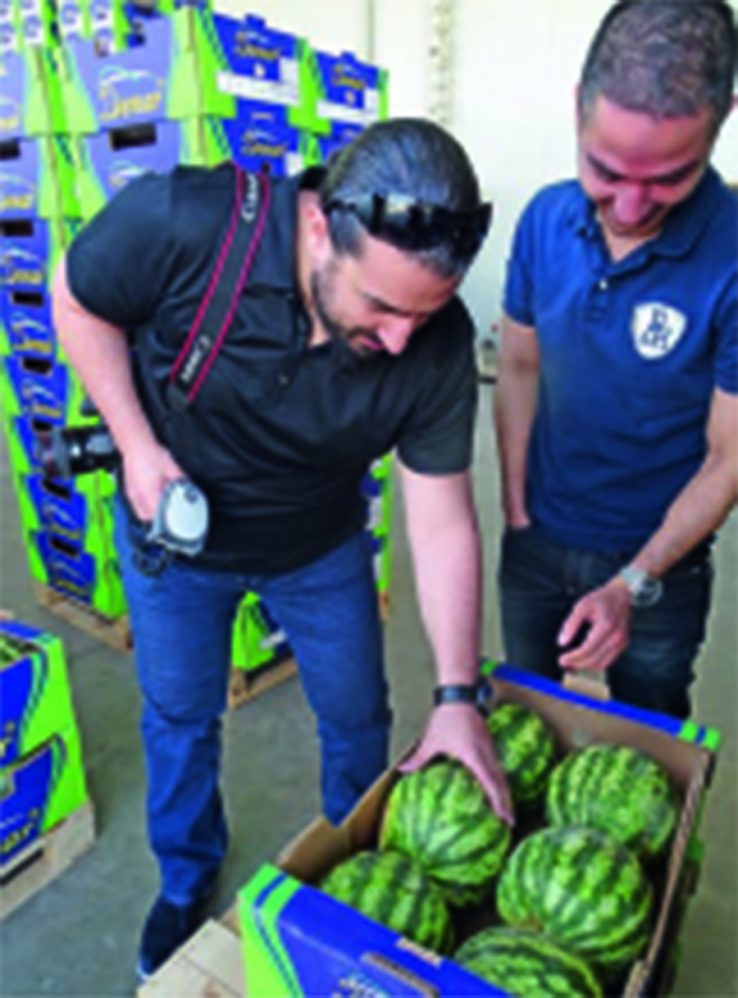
[503,196,537,327]
[397,299,478,475]
[66,172,176,329]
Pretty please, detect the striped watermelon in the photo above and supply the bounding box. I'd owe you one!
[455,926,603,997]
[497,826,652,973]
[546,744,679,861]
[379,758,511,907]
[487,702,557,807]
[319,850,453,953]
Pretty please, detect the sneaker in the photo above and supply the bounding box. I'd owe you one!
[136,895,207,982]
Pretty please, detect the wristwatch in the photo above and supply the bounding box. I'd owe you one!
[433,676,494,717]
[618,563,663,608]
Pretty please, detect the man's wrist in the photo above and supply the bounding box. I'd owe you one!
[433,677,493,717]
[617,562,663,607]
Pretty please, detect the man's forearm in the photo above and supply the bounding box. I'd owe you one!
[493,318,540,524]
[52,260,157,455]
[406,503,482,686]
[630,453,738,579]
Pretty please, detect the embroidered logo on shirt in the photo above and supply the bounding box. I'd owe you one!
[631,303,687,360]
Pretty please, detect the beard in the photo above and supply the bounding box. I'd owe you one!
[310,261,384,359]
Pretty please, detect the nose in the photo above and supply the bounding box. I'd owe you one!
[612,181,651,225]
[376,317,416,355]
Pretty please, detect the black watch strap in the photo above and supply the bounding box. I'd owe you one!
[433,677,493,717]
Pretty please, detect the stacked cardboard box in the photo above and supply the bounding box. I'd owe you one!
[0,617,93,914]
[0,0,125,617]
[1,0,392,668]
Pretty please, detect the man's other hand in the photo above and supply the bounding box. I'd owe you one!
[123,441,187,523]
[558,579,631,672]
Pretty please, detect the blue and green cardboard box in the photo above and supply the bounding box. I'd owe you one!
[0,619,90,867]
[238,665,718,996]
[0,619,77,767]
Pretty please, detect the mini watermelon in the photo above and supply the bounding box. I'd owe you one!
[455,926,603,997]
[378,758,511,907]
[546,744,679,860]
[319,850,453,953]
[487,701,557,807]
[497,826,652,974]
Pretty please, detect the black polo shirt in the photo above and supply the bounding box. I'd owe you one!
[66,164,478,573]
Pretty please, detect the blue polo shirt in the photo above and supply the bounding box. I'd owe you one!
[504,166,737,552]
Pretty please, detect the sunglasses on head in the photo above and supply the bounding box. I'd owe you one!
[324,192,493,258]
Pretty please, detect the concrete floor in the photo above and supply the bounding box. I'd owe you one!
[2,385,736,997]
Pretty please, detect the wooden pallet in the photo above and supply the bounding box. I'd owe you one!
[0,801,95,919]
[227,655,297,710]
[379,590,390,622]
[139,910,243,997]
[33,583,132,652]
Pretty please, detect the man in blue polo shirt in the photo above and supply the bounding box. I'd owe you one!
[494,0,737,718]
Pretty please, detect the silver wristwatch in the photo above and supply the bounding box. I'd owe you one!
[618,563,663,608]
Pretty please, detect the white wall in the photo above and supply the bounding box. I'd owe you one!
[217,0,738,333]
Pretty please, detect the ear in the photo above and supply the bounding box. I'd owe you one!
[302,197,333,265]
[574,84,585,133]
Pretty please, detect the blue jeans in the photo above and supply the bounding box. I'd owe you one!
[114,502,390,905]
[498,525,713,719]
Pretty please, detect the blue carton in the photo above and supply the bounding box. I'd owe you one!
[0,134,80,219]
[5,411,60,473]
[201,102,305,176]
[56,16,175,134]
[15,0,60,51]
[192,11,304,121]
[306,49,388,131]
[0,290,56,358]
[0,619,76,768]
[35,529,97,595]
[0,47,67,138]
[73,118,206,216]
[57,0,92,44]
[314,121,363,163]
[2,353,69,423]
[0,217,80,293]
[0,725,88,866]
[242,867,502,996]
[21,473,108,552]
[32,528,126,616]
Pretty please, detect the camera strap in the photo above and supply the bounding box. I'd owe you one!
[166,164,272,410]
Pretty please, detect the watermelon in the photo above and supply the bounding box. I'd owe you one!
[487,702,557,807]
[379,758,511,907]
[455,926,603,997]
[546,744,679,860]
[319,850,453,953]
[497,826,652,973]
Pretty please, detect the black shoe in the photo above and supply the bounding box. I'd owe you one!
[136,895,207,982]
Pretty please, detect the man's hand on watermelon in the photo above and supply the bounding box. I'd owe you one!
[558,580,631,672]
[399,704,515,825]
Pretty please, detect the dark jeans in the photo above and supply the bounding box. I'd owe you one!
[498,525,713,719]
[114,501,390,905]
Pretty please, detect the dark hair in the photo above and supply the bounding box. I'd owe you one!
[578,1,737,135]
[319,118,486,278]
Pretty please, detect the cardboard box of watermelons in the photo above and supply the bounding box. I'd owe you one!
[238,663,719,996]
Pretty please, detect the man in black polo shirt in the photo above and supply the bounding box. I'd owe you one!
[53,118,510,977]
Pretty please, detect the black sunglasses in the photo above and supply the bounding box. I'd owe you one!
[324,192,493,258]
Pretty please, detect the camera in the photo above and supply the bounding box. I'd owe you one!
[38,423,119,480]
[37,421,210,558]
